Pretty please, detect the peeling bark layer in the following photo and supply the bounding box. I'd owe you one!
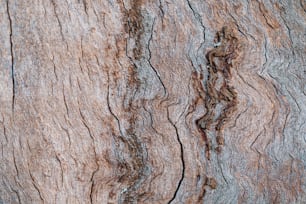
[0,0,306,203]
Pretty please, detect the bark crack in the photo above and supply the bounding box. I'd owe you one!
[78,108,95,141]
[186,0,206,55]
[51,55,58,81]
[0,116,8,144]
[89,165,99,204]
[278,12,295,57]
[59,123,71,148]
[147,18,167,96]
[29,172,44,202]
[50,0,68,50]
[158,0,165,18]
[55,154,64,188]
[77,104,99,203]
[12,147,19,178]
[167,107,185,203]
[260,35,268,74]
[123,1,167,98]
[6,0,15,113]
[106,73,125,138]
[62,86,69,116]
[10,187,21,204]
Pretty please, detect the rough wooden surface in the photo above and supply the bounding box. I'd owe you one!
[0,0,306,203]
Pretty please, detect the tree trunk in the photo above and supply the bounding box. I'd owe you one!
[1,0,305,203]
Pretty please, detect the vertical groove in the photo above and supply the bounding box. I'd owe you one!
[6,0,15,113]
[167,108,185,203]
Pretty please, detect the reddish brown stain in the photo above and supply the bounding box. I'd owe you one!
[193,27,239,201]
[206,177,218,189]
[124,0,145,60]
[196,26,239,159]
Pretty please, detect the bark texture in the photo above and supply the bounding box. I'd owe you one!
[0,0,306,203]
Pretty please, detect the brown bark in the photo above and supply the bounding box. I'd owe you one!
[0,0,305,203]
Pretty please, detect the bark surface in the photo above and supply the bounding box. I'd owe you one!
[0,0,306,203]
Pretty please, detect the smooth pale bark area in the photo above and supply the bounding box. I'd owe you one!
[0,0,306,203]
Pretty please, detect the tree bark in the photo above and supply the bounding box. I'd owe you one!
[1,0,305,203]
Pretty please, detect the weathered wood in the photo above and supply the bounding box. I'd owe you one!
[0,0,305,203]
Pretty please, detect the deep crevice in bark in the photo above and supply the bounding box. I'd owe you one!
[167,107,185,204]
[186,0,206,45]
[6,0,15,113]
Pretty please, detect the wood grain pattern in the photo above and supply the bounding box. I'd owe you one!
[0,0,305,203]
